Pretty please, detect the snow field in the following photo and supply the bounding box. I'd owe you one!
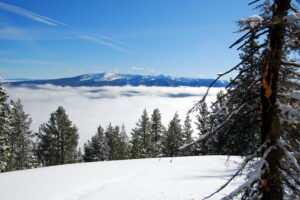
[0,156,244,200]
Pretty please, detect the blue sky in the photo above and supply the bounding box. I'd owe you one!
[0,0,256,79]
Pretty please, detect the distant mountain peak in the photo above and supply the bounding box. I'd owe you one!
[100,72,123,81]
[7,72,229,88]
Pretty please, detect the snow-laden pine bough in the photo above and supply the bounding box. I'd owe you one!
[180,0,300,199]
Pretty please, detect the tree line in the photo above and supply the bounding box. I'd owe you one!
[1,83,240,172]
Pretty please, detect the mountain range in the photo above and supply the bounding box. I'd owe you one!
[6,72,228,87]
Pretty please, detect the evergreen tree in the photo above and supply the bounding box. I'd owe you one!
[83,125,109,162]
[195,101,212,154]
[116,124,131,160]
[8,99,37,170]
[36,106,79,166]
[112,125,121,160]
[130,109,153,158]
[209,90,232,155]
[150,108,165,156]
[74,148,83,163]
[162,112,183,157]
[130,127,142,159]
[181,114,194,156]
[183,1,300,199]
[105,123,118,160]
[210,41,262,156]
[0,81,10,172]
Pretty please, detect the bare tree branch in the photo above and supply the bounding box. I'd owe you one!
[237,32,268,50]
[189,44,265,113]
[282,60,300,67]
[248,0,261,6]
[230,30,253,49]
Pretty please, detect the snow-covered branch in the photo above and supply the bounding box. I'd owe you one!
[203,141,272,200]
[220,144,276,200]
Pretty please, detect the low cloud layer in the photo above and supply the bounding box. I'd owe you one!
[6,85,222,147]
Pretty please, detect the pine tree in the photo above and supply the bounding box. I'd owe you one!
[223,40,261,155]
[74,148,83,163]
[150,108,165,157]
[117,124,131,160]
[194,91,231,155]
[205,41,262,156]
[105,123,118,160]
[181,114,194,156]
[130,109,153,158]
[8,99,37,170]
[195,101,212,154]
[0,81,11,172]
[130,127,142,159]
[182,1,300,199]
[36,106,79,166]
[83,125,110,162]
[162,112,183,157]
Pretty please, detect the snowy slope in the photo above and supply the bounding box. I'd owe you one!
[0,156,244,200]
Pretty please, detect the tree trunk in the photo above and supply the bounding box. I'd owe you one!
[261,0,290,199]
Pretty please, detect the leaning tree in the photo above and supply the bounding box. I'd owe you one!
[181,0,300,199]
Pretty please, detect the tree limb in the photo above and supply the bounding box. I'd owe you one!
[282,60,300,67]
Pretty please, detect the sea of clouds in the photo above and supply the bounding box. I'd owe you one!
[6,85,222,146]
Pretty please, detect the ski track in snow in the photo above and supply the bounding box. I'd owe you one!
[0,156,244,200]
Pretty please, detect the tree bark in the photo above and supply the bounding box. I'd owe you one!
[261,0,290,199]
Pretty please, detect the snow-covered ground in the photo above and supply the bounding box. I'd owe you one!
[0,156,244,200]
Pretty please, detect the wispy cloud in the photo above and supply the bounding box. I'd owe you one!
[131,66,145,71]
[0,2,136,53]
[99,35,140,51]
[0,25,75,41]
[0,1,66,26]
[130,66,156,74]
[78,34,130,53]
[0,59,64,65]
[0,26,133,53]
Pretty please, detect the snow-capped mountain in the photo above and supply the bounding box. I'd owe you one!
[7,72,228,87]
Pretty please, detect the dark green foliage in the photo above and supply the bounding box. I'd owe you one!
[0,82,10,172]
[83,125,110,162]
[181,114,194,156]
[130,127,143,159]
[150,108,165,157]
[36,106,79,166]
[106,124,131,160]
[223,41,261,155]
[191,1,300,199]
[117,124,131,160]
[8,99,37,170]
[195,101,211,154]
[130,109,153,158]
[105,123,120,160]
[162,112,183,157]
[197,42,262,156]
[74,148,83,163]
